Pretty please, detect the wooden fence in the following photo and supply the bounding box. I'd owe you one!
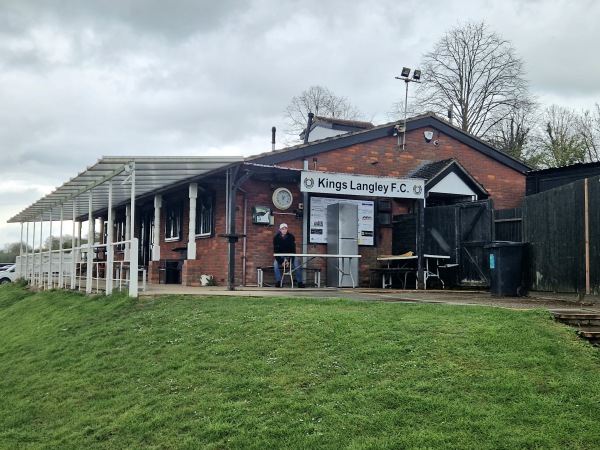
[391,177,600,294]
[523,176,600,294]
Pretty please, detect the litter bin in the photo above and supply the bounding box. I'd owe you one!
[438,263,460,289]
[484,241,527,296]
[165,260,182,284]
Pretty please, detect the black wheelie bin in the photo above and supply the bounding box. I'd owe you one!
[485,241,527,296]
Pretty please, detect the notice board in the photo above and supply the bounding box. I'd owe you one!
[308,197,374,246]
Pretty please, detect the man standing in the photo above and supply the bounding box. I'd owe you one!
[273,223,304,288]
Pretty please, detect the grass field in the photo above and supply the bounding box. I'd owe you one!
[1,283,599,449]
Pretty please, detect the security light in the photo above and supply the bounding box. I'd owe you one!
[412,69,421,81]
[401,67,411,77]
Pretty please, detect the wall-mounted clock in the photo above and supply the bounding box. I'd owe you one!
[272,187,293,210]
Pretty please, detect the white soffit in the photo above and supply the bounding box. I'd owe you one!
[8,156,244,223]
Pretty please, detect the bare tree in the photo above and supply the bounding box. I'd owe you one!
[533,105,588,168]
[486,101,541,165]
[411,21,531,139]
[577,103,600,163]
[283,85,363,143]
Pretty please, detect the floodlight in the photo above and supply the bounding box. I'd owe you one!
[401,67,411,77]
[412,69,421,81]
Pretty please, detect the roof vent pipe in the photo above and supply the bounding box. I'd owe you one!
[303,112,314,144]
[271,126,276,151]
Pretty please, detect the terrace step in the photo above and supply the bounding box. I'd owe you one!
[577,327,600,346]
[550,310,600,347]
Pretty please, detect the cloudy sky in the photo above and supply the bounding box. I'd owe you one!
[1,0,598,247]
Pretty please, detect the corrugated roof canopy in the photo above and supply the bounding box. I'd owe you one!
[8,156,244,223]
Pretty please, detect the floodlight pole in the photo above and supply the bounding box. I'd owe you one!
[403,80,409,151]
[395,68,421,151]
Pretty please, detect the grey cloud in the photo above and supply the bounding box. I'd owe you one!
[1,0,600,247]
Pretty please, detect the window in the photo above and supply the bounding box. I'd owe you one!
[195,191,215,237]
[165,202,182,241]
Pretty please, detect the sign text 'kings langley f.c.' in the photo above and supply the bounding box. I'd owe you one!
[300,170,424,199]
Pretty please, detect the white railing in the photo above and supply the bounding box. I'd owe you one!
[16,238,141,297]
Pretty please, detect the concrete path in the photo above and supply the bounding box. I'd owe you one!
[139,284,600,312]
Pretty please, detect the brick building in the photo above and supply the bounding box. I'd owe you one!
[144,113,530,288]
[9,113,531,293]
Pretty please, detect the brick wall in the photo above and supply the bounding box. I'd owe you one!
[147,126,526,287]
[278,128,525,209]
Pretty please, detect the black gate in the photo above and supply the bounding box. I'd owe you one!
[393,200,493,287]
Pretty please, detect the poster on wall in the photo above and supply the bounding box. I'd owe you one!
[309,197,375,245]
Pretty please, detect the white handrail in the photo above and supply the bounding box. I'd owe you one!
[16,238,140,297]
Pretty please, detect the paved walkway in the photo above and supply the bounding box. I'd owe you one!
[139,284,600,312]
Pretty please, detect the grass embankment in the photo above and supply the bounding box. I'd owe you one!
[0,283,599,449]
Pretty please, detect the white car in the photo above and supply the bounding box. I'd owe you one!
[0,264,18,284]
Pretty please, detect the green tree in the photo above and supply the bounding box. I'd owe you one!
[44,235,75,251]
[0,242,33,263]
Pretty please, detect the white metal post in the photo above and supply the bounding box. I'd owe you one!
[71,201,77,289]
[86,190,93,293]
[31,221,36,285]
[37,218,43,287]
[59,205,64,288]
[130,163,136,243]
[106,181,114,295]
[129,238,139,297]
[18,223,23,278]
[48,209,53,288]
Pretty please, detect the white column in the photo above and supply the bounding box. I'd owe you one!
[18,223,23,278]
[25,222,35,284]
[130,163,136,242]
[59,205,64,288]
[152,195,162,261]
[48,209,53,288]
[71,203,77,289]
[31,221,36,285]
[129,238,139,297]
[86,191,93,293]
[187,183,197,260]
[38,217,42,287]
[106,181,114,295]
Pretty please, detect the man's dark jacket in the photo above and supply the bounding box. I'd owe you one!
[273,231,297,264]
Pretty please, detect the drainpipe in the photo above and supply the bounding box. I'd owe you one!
[242,192,248,286]
[302,159,309,283]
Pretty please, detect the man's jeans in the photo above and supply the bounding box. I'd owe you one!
[274,257,303,284]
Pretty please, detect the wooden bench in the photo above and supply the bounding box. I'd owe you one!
[369,267,416,289]
[257,266,321,287]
